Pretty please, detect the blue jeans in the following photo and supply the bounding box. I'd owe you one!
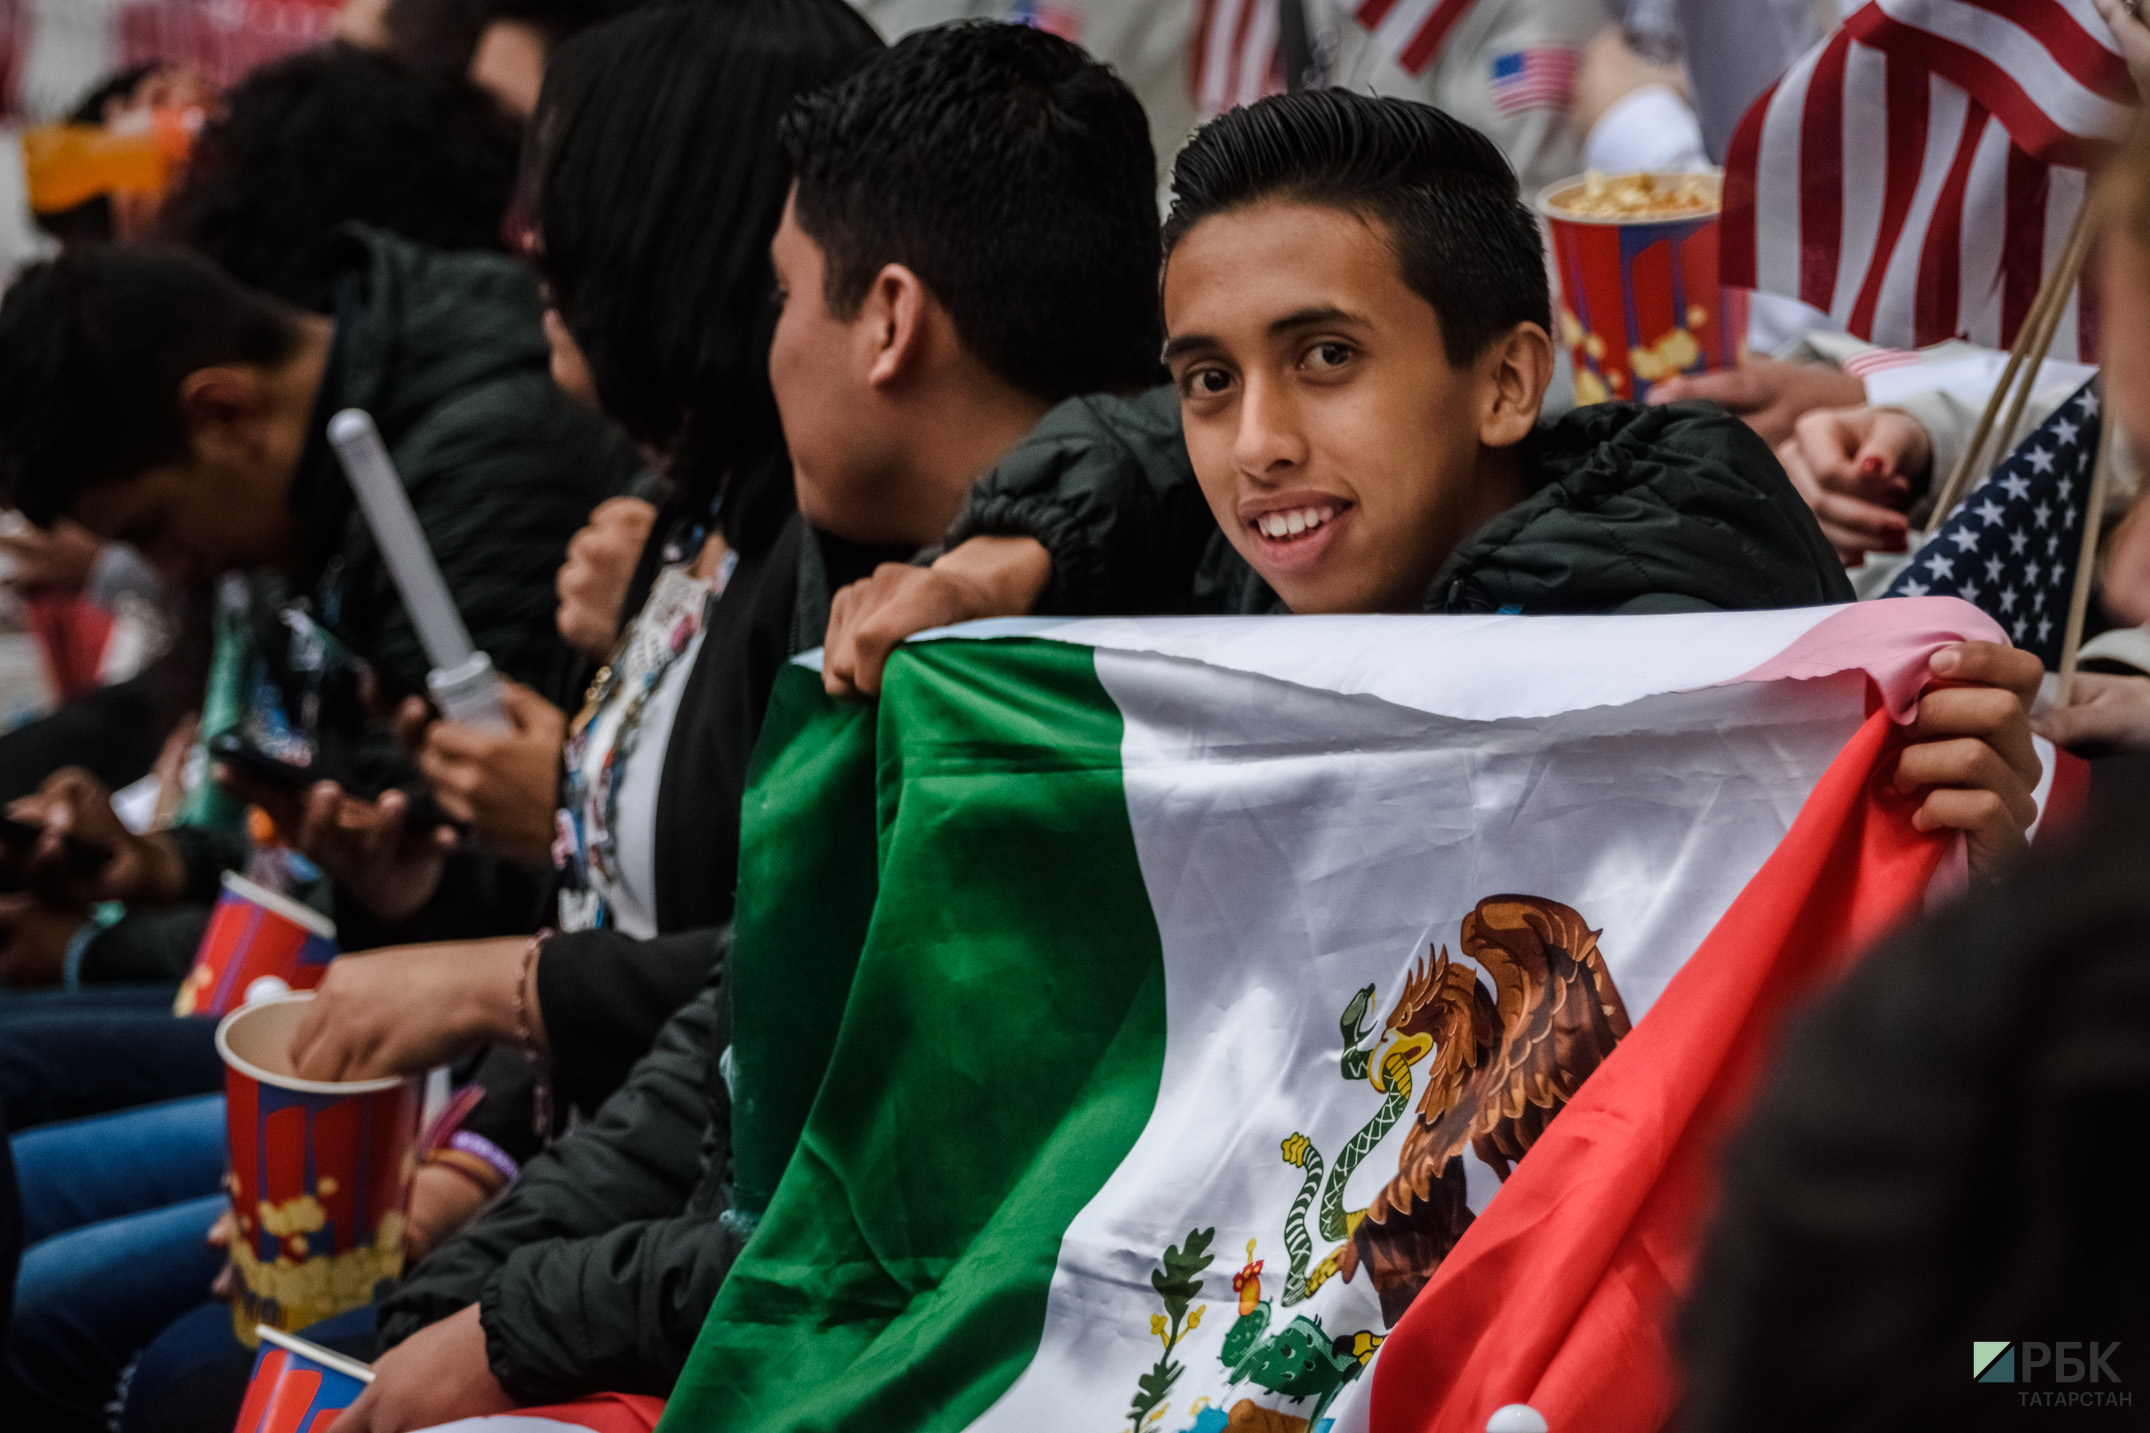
[0,1001,224,1132]
[3,1095,228,1431]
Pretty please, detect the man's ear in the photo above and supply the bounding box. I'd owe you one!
[861,263,935,392]
[175,366,273,462]
[1477,322,1555,449]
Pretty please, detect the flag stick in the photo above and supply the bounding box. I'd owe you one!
[2056,395,2117,706]
[1924,200,2095,527]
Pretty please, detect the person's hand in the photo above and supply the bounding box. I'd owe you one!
[328,1304,515,1433]
[1647,356,1868,447]
[7,767,183,906]
[0,892,89,986]
[1571,25,1687,140]
[1897,641,2044,879]
[2093,0,2150,102]
[404,1163,492,1264]
[1776,405,1934,565]
[0,519,102,592]
[556,496,658,661]
[417,682,565,865]
[288,936,537,1083]
[2033,671,2150,752]
[221,774,454,925]
[822,536,1054,699]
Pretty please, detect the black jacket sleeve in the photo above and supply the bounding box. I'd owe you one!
[537,927,726,1117]
[947,386,1219,617]
[378,973,727,1398]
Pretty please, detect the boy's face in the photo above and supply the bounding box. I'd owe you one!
[1163,200,1533,614]
[769,193,897,544]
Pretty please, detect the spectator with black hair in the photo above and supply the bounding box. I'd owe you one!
[819,88,2042,880]
[157,40,520,312]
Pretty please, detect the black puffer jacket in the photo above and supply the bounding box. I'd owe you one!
[951,386,1853,617]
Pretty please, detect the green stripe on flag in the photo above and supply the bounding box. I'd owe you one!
[667,637,1168,1433]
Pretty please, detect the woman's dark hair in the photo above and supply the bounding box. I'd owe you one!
[156,42,520,311]
[776,20,1163,403]
[381,0,490,75]
[483,0,647,50]
[529,0,880,553]
[1163,90,1550,366]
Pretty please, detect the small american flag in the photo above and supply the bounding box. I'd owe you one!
[1883,378,2100,667]
[1342,0,1481,77]
[1489,47,1580,117]
[1191,0,1283,117]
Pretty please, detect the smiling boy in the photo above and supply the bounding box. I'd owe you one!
[823,89,2045,875]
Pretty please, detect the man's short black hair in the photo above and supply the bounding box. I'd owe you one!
[1163,90,1550,367]
[484,0,643,48]
[777,20,1162,401]
[531,0,880,550]
[155,42,520,311]
[0,245,302,525]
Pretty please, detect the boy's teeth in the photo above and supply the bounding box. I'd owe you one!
[1258,506,1334,539]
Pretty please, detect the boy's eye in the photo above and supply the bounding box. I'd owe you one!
[1304,341,1354,371]
[1180,366,1234,398]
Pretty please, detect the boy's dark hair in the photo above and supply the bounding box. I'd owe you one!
[777,20,1162,401]
[0,245,303,525]
[1163,90,1550,366]
[155,42,520,311]
[531,0,880,551]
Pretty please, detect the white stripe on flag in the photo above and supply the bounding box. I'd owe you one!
[1871,78,1970,343]
[1957,112,2014,348]
[2045,162,2087,358]
[1752,45,1817,298]
[1832,41,1893,320]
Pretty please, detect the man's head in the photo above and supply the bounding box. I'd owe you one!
[1160,90,1555,613]
[156,41,520,311]
[770,20,1161,547]
[0,245,325,579]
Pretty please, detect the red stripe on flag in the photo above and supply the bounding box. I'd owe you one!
[1913,101,1986,344]
[1848,54,1930,338]
[1719,77,1775,290]
[1397,0,1477,74]
[1798,30,1852,311]
[1188,0,1214,98]
[1368,700,1953,1433]
[2001,141,2049,344]
[1356,0,1401,29]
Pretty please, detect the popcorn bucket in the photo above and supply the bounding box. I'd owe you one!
[174,871,336,1017]
[232,1327,373,1433]
[217,994,422,1347]
[1538,171,1749,406]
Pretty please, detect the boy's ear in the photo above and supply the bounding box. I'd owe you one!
[1477,322,1555,449]
[861,262,934,392]
[176,366,274,462]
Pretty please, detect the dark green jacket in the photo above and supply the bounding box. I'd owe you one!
[950,386,1854,617]
[381,960,741,1401]
[160,226,641,947]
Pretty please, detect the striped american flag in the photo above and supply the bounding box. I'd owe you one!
[1722,0,2136,364]
[1191,0,1284,116]
[1342,0,1480,76]
[1489,46,1581,116]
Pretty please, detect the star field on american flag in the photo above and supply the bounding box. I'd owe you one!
[1883,379,2100,668]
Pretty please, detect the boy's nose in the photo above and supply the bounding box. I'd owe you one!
[1232,378,1310,484]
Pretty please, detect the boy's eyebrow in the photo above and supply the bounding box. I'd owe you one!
[1161,306,1367,363]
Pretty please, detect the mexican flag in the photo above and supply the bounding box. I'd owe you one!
[666,600,2073,1433]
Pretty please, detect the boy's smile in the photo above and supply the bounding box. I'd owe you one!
[1163,200,1540,614]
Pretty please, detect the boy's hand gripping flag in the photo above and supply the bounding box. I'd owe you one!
[673,603,2072,1433]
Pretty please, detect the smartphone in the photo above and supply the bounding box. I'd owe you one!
[0,814,113,876]
[209,733,463,836]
